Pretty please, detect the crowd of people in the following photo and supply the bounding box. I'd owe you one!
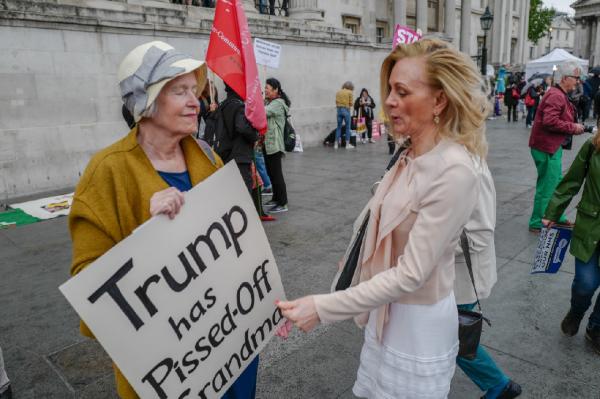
[1,36,598,399]
[491,67,600,130]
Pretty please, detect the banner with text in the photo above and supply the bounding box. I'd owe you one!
[392,25,422,48]
[60,162,286,399]
[253,38,282,69]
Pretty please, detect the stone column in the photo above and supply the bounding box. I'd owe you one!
[491,0,508,65]
[444,0,456,44]
[459,0,471,54]
[288,0,323,21]
[416,0,428,33]
[504,0,513,63]
[364,0,377,42]
[594,18,600,66]
[394,0,407,26]
[574,18,582,58]
[517,0,529,63]
[590,19,598,64]
[242,0,258,14]
[582,18,590,59]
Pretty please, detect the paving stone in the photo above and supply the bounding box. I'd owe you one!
[0,119,597,398]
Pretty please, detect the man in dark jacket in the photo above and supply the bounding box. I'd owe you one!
[213,84,259,193]
[595,89,600,124]
[588,72,600,118]
[528,60,585,232]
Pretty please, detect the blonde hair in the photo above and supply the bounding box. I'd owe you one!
[380,38,490,158]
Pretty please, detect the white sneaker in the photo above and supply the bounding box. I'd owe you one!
[346,144,355,149]
[334,142,339,149]
[369,139,376,143]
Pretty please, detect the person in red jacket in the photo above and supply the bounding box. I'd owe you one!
[528,60,585,232]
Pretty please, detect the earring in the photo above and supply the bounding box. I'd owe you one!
[433,114,440,125]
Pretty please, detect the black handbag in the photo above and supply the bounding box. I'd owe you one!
[334,143,410,291]
[335,211,369,291]
[457,231,491,360]
[561,134,573,150]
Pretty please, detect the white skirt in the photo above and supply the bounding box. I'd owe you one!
[352,293,459,399]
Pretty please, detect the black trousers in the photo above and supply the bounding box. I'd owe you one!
[361,118,373,139]
[507,104,517,121]
[269,0,288,15]
[264,150,288,206]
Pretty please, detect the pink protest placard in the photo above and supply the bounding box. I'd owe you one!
[392,25,422,48]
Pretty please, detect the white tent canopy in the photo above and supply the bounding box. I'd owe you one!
[525,48,589,80]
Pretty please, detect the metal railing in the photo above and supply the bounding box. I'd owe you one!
[254,0,289,16]
[170,0,215,7]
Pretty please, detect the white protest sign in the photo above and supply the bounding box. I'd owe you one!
[60,162,286,399]
[253,38,282,69]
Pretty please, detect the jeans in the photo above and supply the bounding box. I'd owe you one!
[254,150,271,188]
[529,147,567,229]
[0,346,9,394]
[526,106,536,126]
[258,0,268,13]
[571,248,600,329]
[336,107,351,143]
[456,303,509,392]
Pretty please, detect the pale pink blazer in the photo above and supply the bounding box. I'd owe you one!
[315,139,480,339]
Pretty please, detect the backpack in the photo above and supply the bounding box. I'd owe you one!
[525,93,535,107]
[512,87,520,100]
[204,99,243,161]
[283,112,296,152]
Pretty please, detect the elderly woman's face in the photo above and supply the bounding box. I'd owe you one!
[153,72,199,135]
[385,57,440,137]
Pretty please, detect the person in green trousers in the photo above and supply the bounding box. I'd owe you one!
[527,60,585,232]
[543,128,600,355]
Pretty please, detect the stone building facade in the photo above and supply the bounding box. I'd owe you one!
[572,0,600,66]
[0,0,530,200]
[530,13,576,60]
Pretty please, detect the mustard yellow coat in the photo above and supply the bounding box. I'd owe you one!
[69,126,223,398]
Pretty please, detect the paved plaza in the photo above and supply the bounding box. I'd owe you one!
[0,118,599,398]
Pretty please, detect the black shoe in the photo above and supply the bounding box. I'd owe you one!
[497,380,522,399]
[561,310,584,337]
[585,326,600,355]
[0,385,12,399]
[264,200,277,207]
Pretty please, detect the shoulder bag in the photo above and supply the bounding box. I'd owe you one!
[458,230,491,360]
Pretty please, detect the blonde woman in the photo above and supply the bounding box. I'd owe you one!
[278,38,489,398]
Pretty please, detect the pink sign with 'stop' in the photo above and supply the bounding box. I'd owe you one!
[392,24,422,48]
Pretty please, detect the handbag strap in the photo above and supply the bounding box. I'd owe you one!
[460,230,482,312]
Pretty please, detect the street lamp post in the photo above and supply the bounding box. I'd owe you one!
[480,6,493,76]
[548,27,553,53]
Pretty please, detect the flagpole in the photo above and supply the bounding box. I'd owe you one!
[263,65,267,100]
[208,71,216,104]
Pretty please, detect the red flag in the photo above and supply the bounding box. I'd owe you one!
[206,0,267,134]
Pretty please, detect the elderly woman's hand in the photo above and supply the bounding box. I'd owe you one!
[150,187,185,219]
[276,296,320,333]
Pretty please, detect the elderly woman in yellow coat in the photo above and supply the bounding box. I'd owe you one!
[68,41,261,399]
